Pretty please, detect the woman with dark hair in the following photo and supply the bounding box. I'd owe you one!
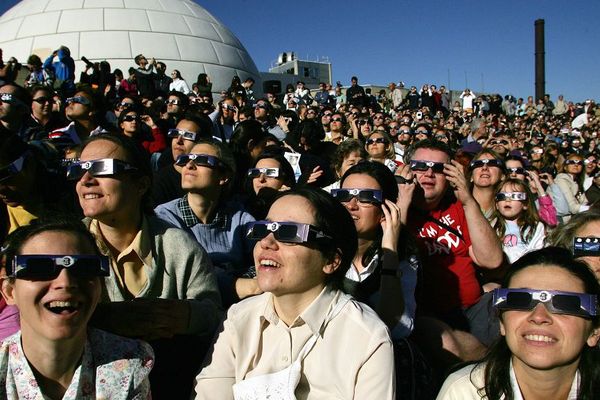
[467,149,505,219]
[322,138,367,192]
[69,133,221,398]
[555,153,590,221]
[229,119,268,192]
[0,218,153,398]
[438,247,600,399]
[195,73,212,98]
[169,69,190,94]
[244,148,296,220]
[195,186,394,399]
[364,131,397,173]
[336,161,418,338]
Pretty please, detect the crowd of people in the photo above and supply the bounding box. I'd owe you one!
[0,45,599,399]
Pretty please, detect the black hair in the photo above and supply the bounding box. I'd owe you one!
[275,187,357,289]
[476,247,600,400]
[249,147,296,191]
[168,90,189,109]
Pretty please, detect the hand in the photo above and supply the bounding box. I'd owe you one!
[443,160,473,206]
[141,114,156,128]
[380,199,401,253]
[395,164,415,224]
[277,115,289,132]
[235,278,263,300]
[306,166,324,184]
[526,170,545,194]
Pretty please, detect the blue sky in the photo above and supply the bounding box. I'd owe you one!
[1,0,599,102]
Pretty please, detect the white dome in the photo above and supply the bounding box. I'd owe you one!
[0,0,260,92]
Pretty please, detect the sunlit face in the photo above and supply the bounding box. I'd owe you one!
[31,89,53,120]
[496,182,528,221]
[2,231,101,343]
[472,153,504,188]
[167,95,182,115]
[500,265,599,373]
[76,140,146,224]
[565,156,584,176]
[171,119,200,161]
[65,91,92,121]
[181,143,227,194]
[252,158,284,194]
[254,195,335,298]
[340,173,383,239]
[119,111,139,136]
[575,220,600,280]
[411,148,449,205]
[366,133,389,159]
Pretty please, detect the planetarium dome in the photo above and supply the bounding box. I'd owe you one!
[0,0,260,92]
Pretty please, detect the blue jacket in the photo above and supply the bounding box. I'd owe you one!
[43,48,75,82]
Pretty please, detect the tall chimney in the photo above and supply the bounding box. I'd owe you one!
[535,19,545,101]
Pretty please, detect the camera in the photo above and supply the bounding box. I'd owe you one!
[573,237,600,257]
[81,56,94,68]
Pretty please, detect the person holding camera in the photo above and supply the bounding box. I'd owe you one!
[43,46,75,97]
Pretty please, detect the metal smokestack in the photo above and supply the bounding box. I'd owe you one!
[535,19,545,101]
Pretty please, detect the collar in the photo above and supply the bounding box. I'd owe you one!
[89,217,152,265]
[177,194,228,228]
[260,286,340,335]
[347,251,380,282]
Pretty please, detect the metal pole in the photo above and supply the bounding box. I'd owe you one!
[535,19,545,101]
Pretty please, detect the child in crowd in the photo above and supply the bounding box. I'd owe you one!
[491,178,546,263]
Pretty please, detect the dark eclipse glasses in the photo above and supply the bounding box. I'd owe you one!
[330,188,383,204]
[9,255,110,280]
[246,221,332,244]
[573,237,600,257]
[175,153,224,168]
[409,160,446,174]
[66,159,137,180]
[469,158,505,170]
[492,288,598,318]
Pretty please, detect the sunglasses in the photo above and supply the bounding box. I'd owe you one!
[507,167,527,175]
[246,220,332,244]
[10,255,110,280]
[531,148,544,154]
[491,139,509,146]
[122,115,140,122]
[323,113,332,117]
[66,159,137,180]
[222,104,236,111]
[399,129,411,134]
[366,138,387,145]
[373,116,384,120]
[167,128,198,141]
[0,154,26,182]
[415,130,429,135]
[410,160,446,173]
[564,159,584,166]
[358,120,370,126]
[331,117,343,122]
[32,97,54,104]
[434,135,447,141]
[166,99,180,105]
[247,167,280,178]
[116,101,133,109]
[65,96,91,106]
[253,103,268,110]
[495,191,527,201]
[469,159,504,170]
[492,288,598,318]
[573,237,600,257]
[330,188,383,204]
[175,153,223,168]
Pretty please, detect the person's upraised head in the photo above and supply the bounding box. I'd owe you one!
[273,186,358,289]
[341,160,398,202]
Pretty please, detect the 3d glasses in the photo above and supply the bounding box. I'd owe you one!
[330,188,383,204]
[175,153,223,168]
[507,167,527,175]
[65,96,91,106]
[495,192,527,201]
[167,128,198,142]
[410,160,446,173]
[0,154,26,182]
[564,159,584,166]
[469,159,505,170]
[247,168,280,178]
[366,137,387,145]
[493,288,598,318]
[66,159,137,180]
[573,237,600,257]
[246,221,332,244]
[10,255,110,280]
[0,92,26,106]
